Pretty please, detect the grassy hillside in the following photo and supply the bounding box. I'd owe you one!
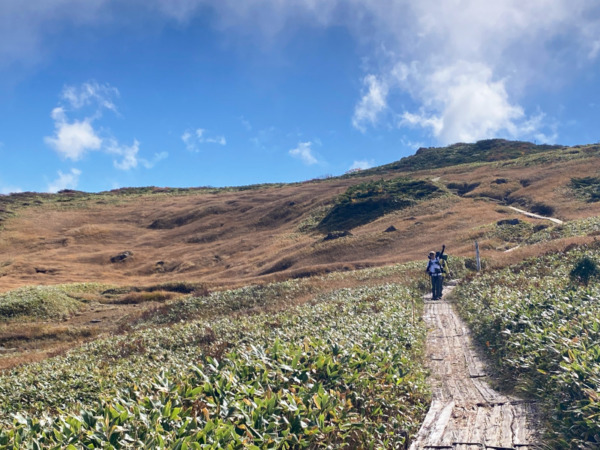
[355,139,562,175]
[1,139,600,447]
[0,265,432,448]
[1,140,600,296]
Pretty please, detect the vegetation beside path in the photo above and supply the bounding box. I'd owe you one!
[454,244,600,449]
[0,266,430,448]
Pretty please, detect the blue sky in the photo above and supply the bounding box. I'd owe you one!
[2,1,600,193]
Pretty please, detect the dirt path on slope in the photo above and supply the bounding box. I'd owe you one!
[409,286,542,449]
[507,206,563,225]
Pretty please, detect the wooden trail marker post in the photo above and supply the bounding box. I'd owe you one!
[475,240,481,272]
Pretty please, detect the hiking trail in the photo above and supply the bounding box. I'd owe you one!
[409,285,541,449]
[507,206,563,224]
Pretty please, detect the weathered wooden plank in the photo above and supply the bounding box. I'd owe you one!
[472,378,505,404]
[512,402,538,446]
[409,399,446,450]
[423,401,455,447]
[409,289,540,448]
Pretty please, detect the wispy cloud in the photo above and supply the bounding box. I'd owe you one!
[250,126,278,151]
[106,140,168,170]
[141,151,169,169]
[106,139,140,170]
[61,81,119,112]
[289,141,318,165]
[44,81,164,170]
[182,128,227,151]
[47,168,82,193]
[240,116,252,131]
[352,74,389,132]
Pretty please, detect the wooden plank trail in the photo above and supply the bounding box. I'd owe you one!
[409,286,541,449]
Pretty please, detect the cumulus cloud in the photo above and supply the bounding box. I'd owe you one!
[397,61,528,143]
[44,82,119,160]
[44,81,163,170]
[289,141,318,165]
[345,0,600,143]
[240,116,252,131]
[106,140,168,170]
[47,168,82,193]
[182,128,226,151]
[45,109,102,160]
[6,1,600,145]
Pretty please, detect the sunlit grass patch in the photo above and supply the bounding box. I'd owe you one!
[0,284,102,321]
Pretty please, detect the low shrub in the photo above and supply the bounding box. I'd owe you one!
[570,255,599,286]
[454,246,600,447]
[318,177,442,232]
[570,177,600,202]
[446,182,480,195]
[0,282,430,448]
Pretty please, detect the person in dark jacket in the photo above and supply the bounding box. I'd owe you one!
[425,245,445,300]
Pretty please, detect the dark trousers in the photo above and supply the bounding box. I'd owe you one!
[430,274,443,299]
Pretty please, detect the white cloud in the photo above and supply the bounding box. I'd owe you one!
[44,81,121,160]
[6,1,600,145]
[44,81,162,170]
[289,141,318,165]
[61,81,119,112]
[47,168,82,193]
[44,115,102,160]
[141,151,169,169]
[182,128,226,151]
[345,1,600,143]
[107,140,167,171]
[106,139,140,170]
[352,74,389,132]
[397,61,528,144]
[197,128,226,145]
[349,160,374,171]
[250,126,277,150]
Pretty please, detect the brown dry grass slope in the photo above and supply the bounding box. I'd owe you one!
[1,141,600,294]
[1,140,600,370]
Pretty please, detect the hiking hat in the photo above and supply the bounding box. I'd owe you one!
[429,251,435,257]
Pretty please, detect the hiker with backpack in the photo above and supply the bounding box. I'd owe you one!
[426,244,446,300]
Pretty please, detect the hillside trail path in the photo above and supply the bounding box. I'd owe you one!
[409,284,542,449]
[507,206,563,225]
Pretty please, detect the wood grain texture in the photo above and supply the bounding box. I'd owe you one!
[409,287,541,449]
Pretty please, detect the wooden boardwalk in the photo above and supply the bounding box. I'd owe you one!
[409,288,541,449]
